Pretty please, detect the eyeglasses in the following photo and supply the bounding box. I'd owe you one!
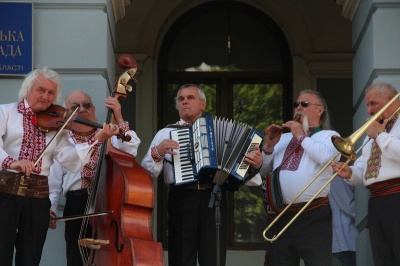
[71,102,93,110]
[293,101,322,108]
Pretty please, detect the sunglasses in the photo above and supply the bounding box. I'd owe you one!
[293,101,322,108]
[71,102,93,110]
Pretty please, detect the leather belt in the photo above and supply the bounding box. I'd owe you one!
[66,188,88,198]
[170,182,213,190]
[286,196,329,213]
[367,178,400,197]
[0,169,49,198]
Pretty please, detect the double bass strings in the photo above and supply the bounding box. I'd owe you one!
[78,138,108,264]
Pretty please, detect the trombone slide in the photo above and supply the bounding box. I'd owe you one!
[263,92,400,243]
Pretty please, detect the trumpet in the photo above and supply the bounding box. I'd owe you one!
[262,92,400,243]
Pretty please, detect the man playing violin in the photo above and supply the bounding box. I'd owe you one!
[48,90,140,266]
[260,89,340,266]
[332,83,400,266]
[0,68,118,266]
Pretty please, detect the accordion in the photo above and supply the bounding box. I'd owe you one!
[170,115,264,191]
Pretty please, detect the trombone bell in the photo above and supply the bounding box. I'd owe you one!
[331,91,400,162]
[331,136,357,160]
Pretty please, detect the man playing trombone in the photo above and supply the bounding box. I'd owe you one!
[332,82,400,266]
[261,89,340,266]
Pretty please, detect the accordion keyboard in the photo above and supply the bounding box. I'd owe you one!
[170,128,195,184]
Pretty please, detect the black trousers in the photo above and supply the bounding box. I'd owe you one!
[333,251,356,266]
[64,190,92,266]
[0,192,50,266]
[266,205,332,266]
[369,193,400,266]
[167,187,228,266]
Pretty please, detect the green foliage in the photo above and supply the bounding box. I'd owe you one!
[202,84,217,116]
[233,186,268,242]
[232,83,283,242]
[232,83,283,133]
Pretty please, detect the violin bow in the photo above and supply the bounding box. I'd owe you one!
[50,211,113,222]
[33,106,79,167]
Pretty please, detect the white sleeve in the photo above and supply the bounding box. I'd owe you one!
[245,173,262,186]
[141,128,171,179]
[48,160,64,215]
[111,130,141,157]
[54,131,101,173]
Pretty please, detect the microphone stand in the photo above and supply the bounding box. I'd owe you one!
[208,100,244,266]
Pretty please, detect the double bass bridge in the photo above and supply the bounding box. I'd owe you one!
[79,238,109,250]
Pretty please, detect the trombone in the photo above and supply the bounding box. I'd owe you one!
[262,92,400,243]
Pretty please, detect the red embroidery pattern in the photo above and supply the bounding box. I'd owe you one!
[151,146,163,162]
[2,156,15,169]
[17,101,45,174]
[281,138,303,171]
[279,128,321,172]
[175,121,190,127]
[70,131,102,188]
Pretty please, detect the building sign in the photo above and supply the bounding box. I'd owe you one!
[0,2,33,75]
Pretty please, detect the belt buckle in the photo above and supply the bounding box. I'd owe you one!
[20,175,29,186]
[17,175,29,196]
[19,175,30,189]
[17,186,27,196]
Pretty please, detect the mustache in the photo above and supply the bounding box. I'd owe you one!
[294,110,305,118]
[293,111,309,133]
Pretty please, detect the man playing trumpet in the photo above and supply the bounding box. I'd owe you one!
[332,82,400,266]
[261,89,340,266]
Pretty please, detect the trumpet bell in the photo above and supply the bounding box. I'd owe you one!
[331,135,357,160]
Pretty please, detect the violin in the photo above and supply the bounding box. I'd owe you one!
[36,104,131,141]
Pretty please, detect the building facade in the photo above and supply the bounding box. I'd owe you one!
[1,0,399,265]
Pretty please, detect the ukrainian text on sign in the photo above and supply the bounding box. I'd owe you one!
[0,2,33,75]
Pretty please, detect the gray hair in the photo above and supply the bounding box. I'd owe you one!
[366,82,398,98]
[299,89,331,130]
[175,84,206,110]
[18,67,62,102]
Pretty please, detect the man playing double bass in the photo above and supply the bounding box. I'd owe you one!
[48,90,141,266]
[0,68,118,266]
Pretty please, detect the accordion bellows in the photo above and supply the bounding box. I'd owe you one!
[170,115,264,191]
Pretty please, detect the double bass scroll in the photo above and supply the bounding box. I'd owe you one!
[80,54,165,265]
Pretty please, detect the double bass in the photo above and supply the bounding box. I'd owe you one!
[79,55,164,265]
